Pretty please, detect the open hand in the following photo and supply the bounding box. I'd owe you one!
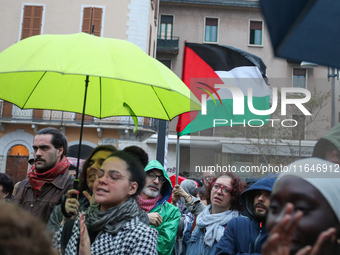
[83,190,95,205]
[295,228,337,255]
[79,211,91,255]
[262,203,338,255]
[262,203,303,255]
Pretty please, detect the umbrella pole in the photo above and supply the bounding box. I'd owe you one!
[175,136,180,185]
[74,75,89,189]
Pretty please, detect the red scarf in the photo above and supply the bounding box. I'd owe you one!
[27,156,70,195]
[136,194,162,213]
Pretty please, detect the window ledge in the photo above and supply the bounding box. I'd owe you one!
[248,44,263,48]
[203,41,219,44]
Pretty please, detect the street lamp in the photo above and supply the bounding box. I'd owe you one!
[300,61,318,69]
[327,67,339,127]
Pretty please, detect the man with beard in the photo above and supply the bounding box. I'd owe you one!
[13,127,73,222]
[216,173,278,255]
[137,160,181,255]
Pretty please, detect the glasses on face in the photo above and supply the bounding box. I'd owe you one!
[96,170,133,183]
[211,182,233,196]
[147,171,167,183]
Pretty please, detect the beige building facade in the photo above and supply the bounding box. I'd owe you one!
[154,0,338,179]
[0,0,160,183]
[0,0,338,182]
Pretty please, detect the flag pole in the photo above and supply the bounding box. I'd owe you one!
[175,136,180,185]
[175,40,188,185]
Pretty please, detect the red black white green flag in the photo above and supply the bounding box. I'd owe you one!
[176,42,271,137]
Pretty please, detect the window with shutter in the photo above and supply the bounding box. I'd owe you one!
[2,101,13,118]
[21,5,43,40]
[249,20,263,45]
[159,15,173,40]
[154,0,159,20]
[81,7,103,36]
[82,7,92,34]
[149,24,152,56]
[204,17,218,43]
[293,68,307,88]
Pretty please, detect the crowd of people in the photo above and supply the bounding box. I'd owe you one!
[0,125,339,255]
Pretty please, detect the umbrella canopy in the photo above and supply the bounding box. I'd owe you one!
[0,33,201,182]
[259,0,340,68]
[0,33,200,119]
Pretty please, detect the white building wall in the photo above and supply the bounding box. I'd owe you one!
[127,0,150,52]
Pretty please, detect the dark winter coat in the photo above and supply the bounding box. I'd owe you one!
[215,173,277,255]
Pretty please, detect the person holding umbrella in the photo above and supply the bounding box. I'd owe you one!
[47,145,117,232]
[13,127,73,223]
[54,150,158,255]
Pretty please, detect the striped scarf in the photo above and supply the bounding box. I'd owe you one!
[136,193,162,212]
[27,156,70,195]
[86,198,139,235]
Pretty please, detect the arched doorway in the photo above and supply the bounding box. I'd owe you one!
[68,144,94,159]
[5,145,30,184]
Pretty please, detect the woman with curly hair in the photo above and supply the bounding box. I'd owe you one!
[54,150,158,255]
[185,172,246,255]
[47,145,117,233]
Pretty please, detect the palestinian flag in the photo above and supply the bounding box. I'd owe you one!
[176,43,271,137]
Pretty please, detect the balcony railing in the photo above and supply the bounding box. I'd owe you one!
[157,36,179,54]
[0,101,157,130]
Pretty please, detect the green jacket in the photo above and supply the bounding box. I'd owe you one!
[313,123,340,159]
[145,160,181,255]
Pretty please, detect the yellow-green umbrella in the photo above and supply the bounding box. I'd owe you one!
[0,32,201,180]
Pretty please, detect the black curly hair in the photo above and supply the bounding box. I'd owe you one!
[107,150,146,198]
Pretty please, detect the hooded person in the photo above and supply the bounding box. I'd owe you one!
[263,158,340,255]
[171,179,203,255]
[177,180,199,213]
[216,173,278,255]
[312,123,340,165]
[136,160,181,255]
